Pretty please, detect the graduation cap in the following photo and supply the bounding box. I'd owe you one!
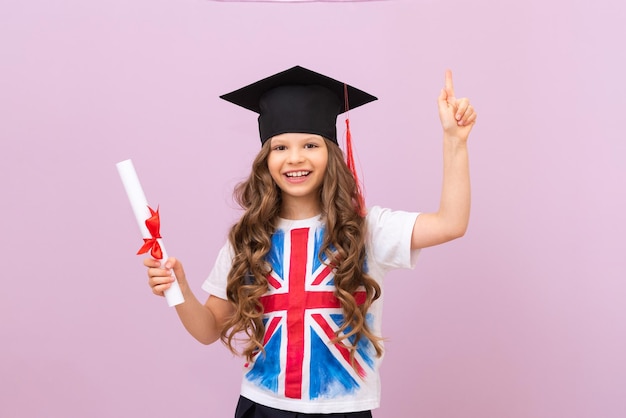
[219,65,377,145]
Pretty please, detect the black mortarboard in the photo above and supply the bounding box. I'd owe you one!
[219,65,377,145]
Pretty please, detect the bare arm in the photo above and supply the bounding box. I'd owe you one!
[146,257,234,345]
[411,70,477,249]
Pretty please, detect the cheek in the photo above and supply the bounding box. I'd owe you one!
[318,153,329,173]
[266,158,281,180]
[266,155,277,171]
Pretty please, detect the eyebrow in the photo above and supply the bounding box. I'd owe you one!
[302,135,324,142]
[271,135,324,145]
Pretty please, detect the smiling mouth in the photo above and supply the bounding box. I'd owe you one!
[285,171,311,178]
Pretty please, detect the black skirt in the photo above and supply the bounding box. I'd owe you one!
[235,396,373,418]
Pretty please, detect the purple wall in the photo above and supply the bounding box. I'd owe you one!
[2,1,625,417]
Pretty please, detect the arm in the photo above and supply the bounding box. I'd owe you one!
[145,257,234,345]
[411,70,477,249]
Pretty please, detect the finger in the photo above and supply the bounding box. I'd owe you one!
[147,266,170,278]
[464,111,477,126]
[169,257,186,281]
[445,69,455,99]
[437,88,448,107]
[149,275,174,295]
[151,282,172,296]
[460,105,475,125]
[148,275,174,287]
[455,98,470,121]
[163,256,177,270]
[458,111,477,127]
[143,257,161,268]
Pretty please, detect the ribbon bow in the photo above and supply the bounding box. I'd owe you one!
[137,205,163,260]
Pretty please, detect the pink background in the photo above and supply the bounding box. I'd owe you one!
[2,0,625,417]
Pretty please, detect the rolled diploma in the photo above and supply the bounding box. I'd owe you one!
[116,159,185,307]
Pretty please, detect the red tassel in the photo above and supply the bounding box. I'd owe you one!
[344,84,365,216]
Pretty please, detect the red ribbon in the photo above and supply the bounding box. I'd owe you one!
[136,206,163,260]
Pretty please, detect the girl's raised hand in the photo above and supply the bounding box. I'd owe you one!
[437,70,477,141]
[145,257,185,297]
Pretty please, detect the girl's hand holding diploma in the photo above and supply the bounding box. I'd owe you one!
[145,257,186,297]
[145,256,235,345]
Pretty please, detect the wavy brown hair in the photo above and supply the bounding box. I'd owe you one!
[220,138,383,371]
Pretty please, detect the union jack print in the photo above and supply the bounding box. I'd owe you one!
[245,225,376,400]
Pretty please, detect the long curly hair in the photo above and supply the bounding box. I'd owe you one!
[220,138,383,370]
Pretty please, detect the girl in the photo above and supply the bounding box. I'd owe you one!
[145,66,476,417]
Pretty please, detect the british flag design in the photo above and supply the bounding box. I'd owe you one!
[244,225,376,400]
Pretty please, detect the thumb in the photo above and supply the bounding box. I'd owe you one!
[437,88,448,110]
[165,257,186,280]
[437,89,448,106]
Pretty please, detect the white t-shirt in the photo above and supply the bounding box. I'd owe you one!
[202,206,420,414]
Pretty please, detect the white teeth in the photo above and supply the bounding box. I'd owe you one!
[286,171,310,178]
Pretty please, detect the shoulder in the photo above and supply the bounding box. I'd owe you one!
[365,205,420,231]
[364,206,421,272]
[210,240,236,270]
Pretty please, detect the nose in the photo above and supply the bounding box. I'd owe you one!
[286,147,304,164]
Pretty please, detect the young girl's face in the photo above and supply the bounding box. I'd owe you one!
[267,133,328,211]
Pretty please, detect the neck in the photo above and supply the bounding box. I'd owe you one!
[280,196,322,220]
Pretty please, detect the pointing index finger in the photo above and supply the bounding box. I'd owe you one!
[445,69,455,97]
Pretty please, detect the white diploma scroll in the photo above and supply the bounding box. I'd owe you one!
[116,159,185,307]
